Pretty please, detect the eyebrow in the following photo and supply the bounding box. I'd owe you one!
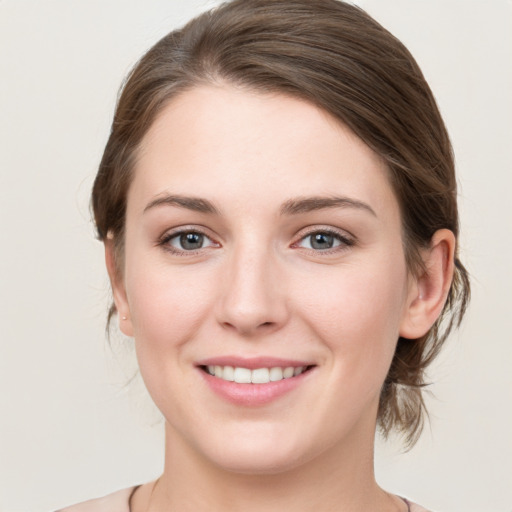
[144,194,220,215]
[143,193,376,217]
[280,196,377,217]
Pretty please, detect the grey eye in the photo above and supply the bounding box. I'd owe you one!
[180,232,204,250]
[309,233,335,250]
[297,231,349,251]
[167,231,215,251]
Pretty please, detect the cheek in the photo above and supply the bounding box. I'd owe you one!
[295,257,409,376]
[123,260,218,416]
[125,258,215,353]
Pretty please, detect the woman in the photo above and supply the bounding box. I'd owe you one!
[58,0,469,510]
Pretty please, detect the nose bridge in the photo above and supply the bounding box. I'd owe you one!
[217,238,287,335]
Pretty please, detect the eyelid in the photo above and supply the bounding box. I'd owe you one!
[156,224,355,256]
[291,226,356,253]
[157,225,221,255]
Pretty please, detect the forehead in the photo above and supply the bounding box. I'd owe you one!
[129,84,397,219]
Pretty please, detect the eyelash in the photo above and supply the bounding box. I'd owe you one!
[293,228,355,254]
[158,227,218,255]
[157,227,355,256]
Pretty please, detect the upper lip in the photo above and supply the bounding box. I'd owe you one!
[196,356,315,369]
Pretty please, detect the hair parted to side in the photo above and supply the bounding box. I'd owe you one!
[92,0,470,446]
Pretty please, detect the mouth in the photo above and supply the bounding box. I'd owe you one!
[196,357,316,406]
[200,364,314,384]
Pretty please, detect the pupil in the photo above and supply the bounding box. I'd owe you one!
[311,233,333,250]
[180,232,203,250]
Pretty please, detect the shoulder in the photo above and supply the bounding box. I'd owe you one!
[55,486,138,512]
[406,499,434,512]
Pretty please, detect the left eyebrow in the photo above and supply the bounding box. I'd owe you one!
[280,196,377,217]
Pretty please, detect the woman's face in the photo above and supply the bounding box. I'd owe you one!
[113,85,419,473]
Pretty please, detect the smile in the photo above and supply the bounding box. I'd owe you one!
[197,357,315,406]
[203,365,308,384]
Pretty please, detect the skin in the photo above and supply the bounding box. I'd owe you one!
[106,84,455,512]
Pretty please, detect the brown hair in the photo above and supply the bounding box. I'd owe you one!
[92,0,470,446]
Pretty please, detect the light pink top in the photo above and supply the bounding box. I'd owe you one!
[55,486,432,512]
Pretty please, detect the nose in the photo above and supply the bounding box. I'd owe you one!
[215,245,289,337]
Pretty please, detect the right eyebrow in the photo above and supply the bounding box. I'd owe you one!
[143,194,220,215]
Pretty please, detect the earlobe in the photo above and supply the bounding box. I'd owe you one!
[104,239,134,337]
[399,229,456,339]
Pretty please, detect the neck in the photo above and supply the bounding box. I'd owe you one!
[142,419,400,512]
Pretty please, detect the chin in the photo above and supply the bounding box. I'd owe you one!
[195,427,313,476]
[210,447,306,476]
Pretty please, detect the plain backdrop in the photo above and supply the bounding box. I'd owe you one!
[1,1,511,511]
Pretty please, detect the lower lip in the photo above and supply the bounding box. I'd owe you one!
[198,368,312,406]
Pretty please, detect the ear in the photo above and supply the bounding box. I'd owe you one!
[399,229,456,339]
[104,238,134,337]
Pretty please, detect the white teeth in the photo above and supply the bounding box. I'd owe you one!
[283,366,295,378]
[222,365,235,381]
[251,368,270,384]
[234,367,252,383]
[206,365,308,383]
[269,367,283,381]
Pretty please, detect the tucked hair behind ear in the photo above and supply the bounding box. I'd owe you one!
[92,0,470,446]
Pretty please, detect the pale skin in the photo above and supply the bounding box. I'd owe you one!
[106,84,455,512]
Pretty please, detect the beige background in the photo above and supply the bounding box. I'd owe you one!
[0,1,510,511]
